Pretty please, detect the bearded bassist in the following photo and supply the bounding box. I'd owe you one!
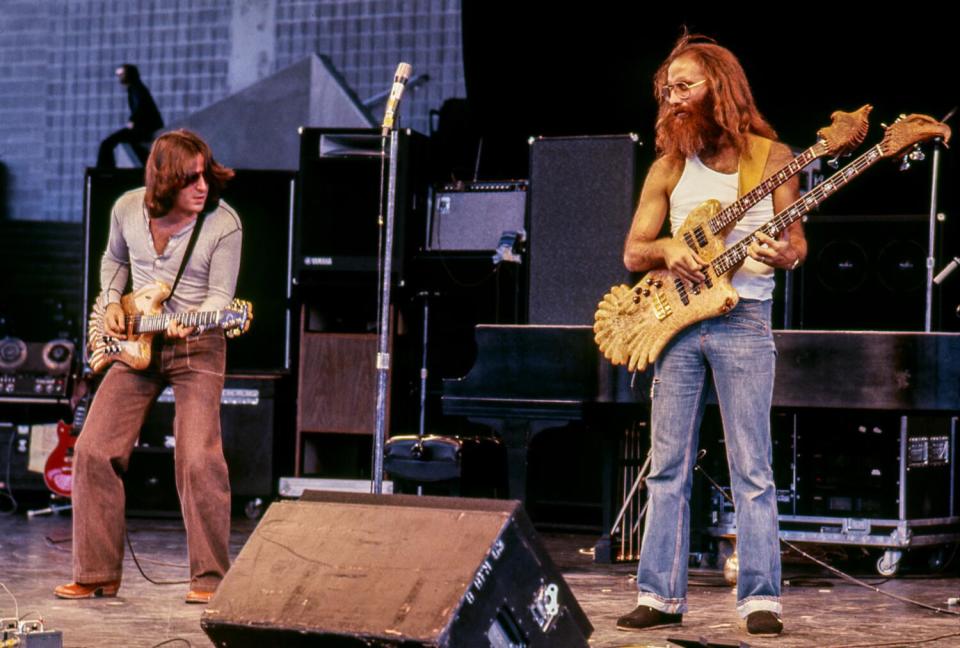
[616,33,803,636]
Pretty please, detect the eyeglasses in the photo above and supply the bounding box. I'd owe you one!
[660,79,706,101]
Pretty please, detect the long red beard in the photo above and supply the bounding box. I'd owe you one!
[657,98,724,159]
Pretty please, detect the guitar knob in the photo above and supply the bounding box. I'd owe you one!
[654,280,663,288]
[646,277,654,285]
[642,289,651,297]
[632,296,641,304]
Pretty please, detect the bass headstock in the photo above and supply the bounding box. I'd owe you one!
[878,113,951,169]
[815,104,873,162]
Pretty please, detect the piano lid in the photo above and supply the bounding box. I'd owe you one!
[442,324,647,417]
[773,330,960,411]
[443,326,960,415]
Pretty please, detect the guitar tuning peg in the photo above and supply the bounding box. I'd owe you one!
[827,156,840,169]
[899,155,912,171]
[908,145,925,162]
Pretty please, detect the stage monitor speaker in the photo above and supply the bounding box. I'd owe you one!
[293,128,429,287]
[83,168,294,373]
[527,135,641,324]
[798,214,937,330]
[427,181,528,251]
[201,492,593,647]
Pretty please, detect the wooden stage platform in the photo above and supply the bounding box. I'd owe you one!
[2,513,960,647]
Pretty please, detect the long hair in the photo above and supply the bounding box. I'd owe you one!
[144,129,234,218]
[653,31,777,158]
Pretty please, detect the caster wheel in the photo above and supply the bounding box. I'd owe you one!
[876,550,902,577]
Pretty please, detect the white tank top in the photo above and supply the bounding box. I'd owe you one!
[669,155,774,300]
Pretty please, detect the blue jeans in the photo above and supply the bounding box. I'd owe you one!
[635,299,781,618]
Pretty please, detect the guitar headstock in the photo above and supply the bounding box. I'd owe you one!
[878,113,952,162]
[222,299,254,338]
[815,104,872,157]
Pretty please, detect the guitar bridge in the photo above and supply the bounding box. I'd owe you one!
[651,292,672,321]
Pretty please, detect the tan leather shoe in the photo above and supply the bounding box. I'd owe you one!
[185,589,214,604]
[53,580,120,599]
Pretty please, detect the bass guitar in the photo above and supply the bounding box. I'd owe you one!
[595,113,951,372]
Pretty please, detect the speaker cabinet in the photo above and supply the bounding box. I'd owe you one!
[201,492,592,647]
[124,376,282,515]
[293,128,429,287]
[83,168,294,373]
[0,219,83,341]
[798,214,937,331]
[527,135,641,324]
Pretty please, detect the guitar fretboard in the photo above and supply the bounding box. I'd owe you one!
[712,144,883,276]
[134,310,223,334]
[708,144,824,234]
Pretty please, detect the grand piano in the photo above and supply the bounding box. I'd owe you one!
[442,325,960,562]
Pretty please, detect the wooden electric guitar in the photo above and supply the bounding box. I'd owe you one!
[87,280,253,373]
[595,113,951,372]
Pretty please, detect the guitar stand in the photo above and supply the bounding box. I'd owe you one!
[27,501,72,518]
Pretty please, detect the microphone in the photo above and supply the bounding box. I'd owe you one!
[381,62,413,136]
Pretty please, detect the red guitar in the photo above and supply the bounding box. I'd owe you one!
[43,377,93,497]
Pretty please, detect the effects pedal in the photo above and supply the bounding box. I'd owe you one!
[0,618,63,648]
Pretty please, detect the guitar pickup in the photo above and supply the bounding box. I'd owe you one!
[693,225,708,247]
[651,292,672,320]
[673,278,690,306]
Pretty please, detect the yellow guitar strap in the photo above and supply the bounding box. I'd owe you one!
[738,134,773,198]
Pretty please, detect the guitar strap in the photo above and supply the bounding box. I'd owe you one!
[737,134,773,198]
[164,210,208,305]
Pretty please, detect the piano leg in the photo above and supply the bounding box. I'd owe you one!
[477,418,580,505]
[502,419,536,502]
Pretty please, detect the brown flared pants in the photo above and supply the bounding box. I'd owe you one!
[71,331,230,592]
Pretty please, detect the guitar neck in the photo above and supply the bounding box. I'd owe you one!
[713,143,884,275]
[709,143,824,233]
[134,309,223,334]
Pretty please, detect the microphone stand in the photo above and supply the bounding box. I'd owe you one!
[372,129,400,495]
[371,63,412,495]
[924,107,955,331]
[924,140,944,332]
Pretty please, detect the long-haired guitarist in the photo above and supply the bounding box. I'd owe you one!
[616,34,806,636]
[55,129,241,605]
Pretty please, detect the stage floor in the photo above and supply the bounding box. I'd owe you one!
[2,513,960,647]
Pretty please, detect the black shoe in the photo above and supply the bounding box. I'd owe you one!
[746,610,783,635]
[616,605,682,631]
